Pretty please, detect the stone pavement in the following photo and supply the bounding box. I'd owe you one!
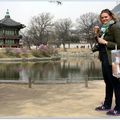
[0,80,119,119]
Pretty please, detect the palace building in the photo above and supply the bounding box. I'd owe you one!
[0,10,25,48]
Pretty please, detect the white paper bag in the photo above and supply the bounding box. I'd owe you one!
[111,49,120,78]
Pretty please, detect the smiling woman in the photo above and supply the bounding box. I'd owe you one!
[93,8,120,116]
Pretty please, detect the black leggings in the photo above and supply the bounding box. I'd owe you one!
[101,53,120,111]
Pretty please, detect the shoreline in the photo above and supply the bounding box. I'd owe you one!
[0,56,61,62]
[0,48,98,62]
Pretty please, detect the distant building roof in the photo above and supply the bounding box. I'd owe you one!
[0,9,25,28]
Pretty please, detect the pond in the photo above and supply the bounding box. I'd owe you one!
[0,57,103,84]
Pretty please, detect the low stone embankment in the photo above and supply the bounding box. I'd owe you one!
[0,56,61,62]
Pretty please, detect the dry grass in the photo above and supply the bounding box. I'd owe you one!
[0,48,94,58]
[57,48,91,53]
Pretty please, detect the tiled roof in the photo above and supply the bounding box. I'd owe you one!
[0,10,25,28]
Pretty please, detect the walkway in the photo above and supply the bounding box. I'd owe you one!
[0,80,119,118]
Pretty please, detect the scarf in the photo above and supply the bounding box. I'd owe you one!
[100,20,115,38]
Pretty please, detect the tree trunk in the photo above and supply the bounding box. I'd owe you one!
[63,43,66,52]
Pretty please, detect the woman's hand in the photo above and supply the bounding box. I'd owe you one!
[98,38,108,45]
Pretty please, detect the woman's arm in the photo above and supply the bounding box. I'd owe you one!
[107,22,120,49]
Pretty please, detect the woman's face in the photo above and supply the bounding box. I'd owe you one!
[100,12,112,24]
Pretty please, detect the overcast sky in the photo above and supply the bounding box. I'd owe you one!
[0,0,117,27]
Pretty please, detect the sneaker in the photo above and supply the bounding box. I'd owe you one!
[106,110,120,116]
[95,105,110,111]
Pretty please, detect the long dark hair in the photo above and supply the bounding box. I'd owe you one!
[99,9,118,23]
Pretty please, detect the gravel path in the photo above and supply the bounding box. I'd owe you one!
[0,80,119,119]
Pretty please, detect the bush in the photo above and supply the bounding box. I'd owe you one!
[31,50,44,57]
[5,48,21,58]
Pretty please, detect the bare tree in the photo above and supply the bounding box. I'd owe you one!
[54,18,73,51]
[26,12,54,49]
[76,12,99,48]
[20,29,32,49]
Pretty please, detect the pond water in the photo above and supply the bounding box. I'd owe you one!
[0,57,103,83]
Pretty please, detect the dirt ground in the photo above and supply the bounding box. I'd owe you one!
[0,80,119,119]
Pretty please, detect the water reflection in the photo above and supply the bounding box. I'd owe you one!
[0,57,103,83]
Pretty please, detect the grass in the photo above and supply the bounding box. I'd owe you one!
[0,47,95,58]
[0,47,58,58]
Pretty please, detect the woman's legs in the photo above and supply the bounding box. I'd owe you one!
[101,54,120,114]
[95,54,113,111]
[102,61,113,108]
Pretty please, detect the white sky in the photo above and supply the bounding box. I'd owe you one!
[0,0,117,28]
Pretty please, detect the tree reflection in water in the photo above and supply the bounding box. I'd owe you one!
[0,57,103,83]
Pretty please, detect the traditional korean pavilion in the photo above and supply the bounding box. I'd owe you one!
[0,10,25,48]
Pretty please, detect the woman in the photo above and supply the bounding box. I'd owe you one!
[94,9,120,116]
